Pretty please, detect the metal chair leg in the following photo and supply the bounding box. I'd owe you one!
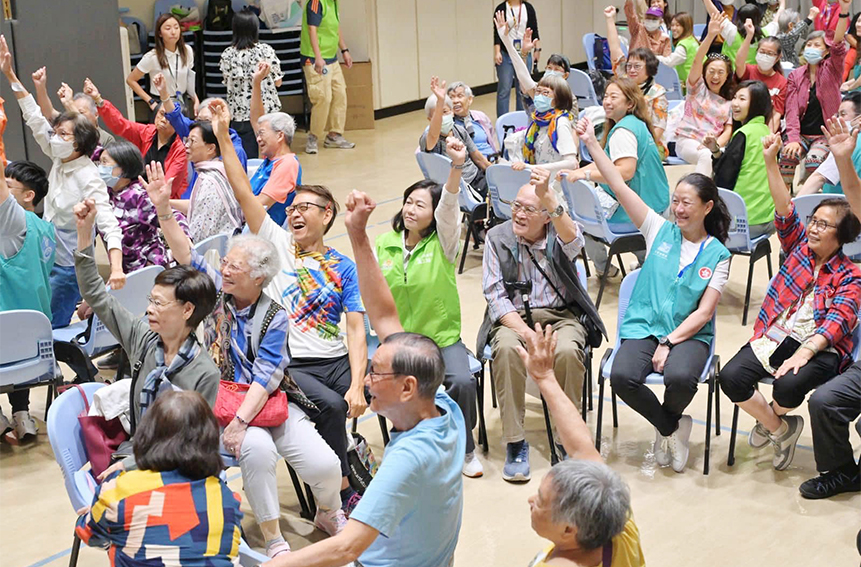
[617,254,627,277]
[581,248,591,278]
[68,533,82,567]
[351,417,358,434]
[286,462,313,521]
[595,262,613,309]
[714,358,721,436]
[766,246,774,280]
[742,255,756,326]
[305,483,317,517]
[489,359,498,409]
[378,415,390,446]
[727,405,740,466]
[581,373,588,421]
[542,396,559,465]
[476,367,488,453]
[704,374,714,476]
[458,213,472,275]
[611,389,619,428]
[587,352,594,411]
[595,375,605,451]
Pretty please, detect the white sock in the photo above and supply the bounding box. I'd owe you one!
[772,418,788,438]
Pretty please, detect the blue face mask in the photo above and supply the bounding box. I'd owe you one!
[98,164,120,189]
[803,47,824,65]
[543,69,562,78]
[533,94,553,113]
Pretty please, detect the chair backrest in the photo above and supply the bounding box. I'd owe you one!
[577,108,594,163]
[655,63,683,100]
[561,178,619,242]
[0,310,55,387]
[582,33,625,73]
[852,322,861,361]
[718,188,754,251]
[246,158,264,179]
[568,68,600,108]
[194,233,230,260]
[486,164,533,220]
[667,99,684,114]
[693,24,706,38]
[48,382,105,511]
[120,15,148,53]
[793,194,861,257]
[414,152,481,213]
[495,111,530,154]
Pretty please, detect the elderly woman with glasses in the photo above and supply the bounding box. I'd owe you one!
[720,132,861,472]
[147,161,346,556]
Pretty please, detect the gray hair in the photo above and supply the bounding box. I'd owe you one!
[72,92,97,115]
[447,81,473,98]
[383,332,444,398]
[198,97,222,114]
[777,8,799,34]
[802,30,828,61]
[547,460,631,550]
[424,94,453,118]
[227,234,281,286]
[258,112,296,146]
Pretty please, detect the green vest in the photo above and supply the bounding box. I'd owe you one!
[721,30,765,67]
[676,35,700,91]
[823,135,861,194]
[375,230,462,348]
[0,213,55,318]
[300,0,340,60]
[600,115,669,224]
[732,116,775,225]
[621,222,730,344]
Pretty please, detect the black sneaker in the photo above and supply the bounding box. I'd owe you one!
[799,466,861,500]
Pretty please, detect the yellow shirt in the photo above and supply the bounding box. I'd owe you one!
[528,518,645,567]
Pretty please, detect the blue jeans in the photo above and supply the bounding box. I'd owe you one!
[50,264,81,329]
[496,51,532,118]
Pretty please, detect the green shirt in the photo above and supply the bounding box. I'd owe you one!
[676,35,700,91]
[733,116,775,225]
[300,0,340,61]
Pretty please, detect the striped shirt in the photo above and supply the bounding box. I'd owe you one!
[75,469,243,567]
[751,203,861,370]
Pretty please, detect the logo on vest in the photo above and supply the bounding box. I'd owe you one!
[698,267,712,280]
[655,241,672,259]
[381,259,394,271]
[41,235,55,263]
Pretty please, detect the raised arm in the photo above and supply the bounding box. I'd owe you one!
[735,19,754,80]
[701,0,720,19]
[575,117,651,228]
[604,6,625,73]
[250,61,268,136]
[624,0,642,41]
[493,10,537,96]
[154,73,193,141]
[210,100,268,233]
[141,161,192,265]
[517,325,602,463]
[762,133,791,217]
[822,117,861,217]
[688,12,724,88]
[344,191,404,343]
[425,76,447,151]
[436,137,467,263]
[834,0,851,45]
[86,79,147,148]
[31,67,60,120]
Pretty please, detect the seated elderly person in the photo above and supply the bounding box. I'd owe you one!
[149,162,345,556]
[73,198,219,479]
[447,81,499,159]
[798,92,861,197]
[519,326,646,566]
[153,72,248,199]
[478,167,605,483]
[84,79,187,197]
[422,76,491,196]
[719,133,861,472]
[265,188,466,567]
[76,391,243,566]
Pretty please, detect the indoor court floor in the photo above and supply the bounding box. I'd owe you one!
[1,93,858,567]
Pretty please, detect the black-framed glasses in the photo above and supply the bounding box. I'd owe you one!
[502,198,545,216]
[367,370,403,384]
[806,216,838,232]
[286,202,328,216]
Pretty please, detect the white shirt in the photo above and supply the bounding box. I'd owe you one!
[505,2,528,42]
[137,45,195,97]
[608,127,639,162]
[640,209,730,293]
[534,115,579,168]
[813,152,840,185]
[657,43,688,68]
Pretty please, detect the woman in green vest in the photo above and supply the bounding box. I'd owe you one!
[560,77,669,276]
[375,137,481,478]
[659,12,700,93]
[705,1,766,65]
[705,80,777,238]
[578,115,732,473]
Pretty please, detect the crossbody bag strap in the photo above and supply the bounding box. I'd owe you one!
[525,247,579,316]
[128,335,160,435]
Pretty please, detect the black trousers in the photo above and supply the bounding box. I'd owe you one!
[231,120,259,159]
[288,355,353,478]
[720,343,840,409]
[610,337,709,436]
[809,362,861,473]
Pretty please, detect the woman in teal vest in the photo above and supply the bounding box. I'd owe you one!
[375,137,481,478]
[560,77,669,277]
[706,80,777,238]
[577,115,732,473]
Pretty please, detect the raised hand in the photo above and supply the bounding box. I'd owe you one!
[821,117,859,160]
[445,136,466,166]
[344,190,377,236]
[522,28,535,54]
[575,116,599,147]
[514,323,558,383]
[494,10,510,35]
[743,18,754,37]
[57,82,73,106]
[604,5,617,19]
[139,161,173,211]
[708,12,725,37]
[152,72,168,98]
[31,67,47,90]
[74,199,98,234]
[208,99,231,139]
[253,61,270,85]
[530,167,551,200]
[0,36,13,77]
[762,133,783,162]
[808,5,820,20]
[83,78,101,103]
[430,75,447,101]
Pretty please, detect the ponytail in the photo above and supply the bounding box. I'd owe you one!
[679,173,731,243]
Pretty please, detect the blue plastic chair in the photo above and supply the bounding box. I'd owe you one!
[486,164,533,221]
[583,33,626,73]
[119,14,148,54]
[596,270,721,474]
[246,158,264,179]
[495,111,530,157]
[793,194,861,258]
[719,189,775,325]
[664,100,687,165]
[655,63,683,101]
[194,233,230,259]
[568,68,600,109]
[693,24,706,38]
[0,310,58,419]
[561,178,645,308]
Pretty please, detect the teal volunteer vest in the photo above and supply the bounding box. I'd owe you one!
[0,213,56,318]
[621,221,730,344]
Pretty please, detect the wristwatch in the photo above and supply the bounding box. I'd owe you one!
[451,162,465,170]
[548,204,564,218]
[658,336,675,349]
[583,169,592,182]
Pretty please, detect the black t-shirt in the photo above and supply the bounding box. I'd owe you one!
[143,132,177,179]
[800,83,825,137]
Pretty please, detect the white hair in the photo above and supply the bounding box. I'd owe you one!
[447,81,473,98]
[72,92,97,115]
[424,94,453,118]
[227,234,281,286]
[258,112,296,146]
[198,97,223,116]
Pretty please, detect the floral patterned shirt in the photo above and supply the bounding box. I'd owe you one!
[219,43,283,121]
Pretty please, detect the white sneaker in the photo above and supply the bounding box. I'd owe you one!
[314,508,348,536]
[0,410,11,438]
[653,427,670,467]
[12,411,37,443]
[748,421,770,449]
[668,415,693,473]
[462,451,484,478]
[266,540,291,558]
[306,134,318,154]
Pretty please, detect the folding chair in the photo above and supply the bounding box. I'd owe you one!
[0,310,60,421]
[568,68,600,109]
[486,163,534,221]
[792,194,861,259]
[495,111,530,159]
[655,64,683,101]
[595,270,721,474]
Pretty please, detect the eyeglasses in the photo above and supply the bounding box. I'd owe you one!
[183,137,202,147]
[503,199,545,216]
[220,257,248,273]
[705,67,728,78]
[146,294,179,309]
[53,130,74,142]
[807,216,838,232]
[534,88,554,97]
[286,202,328,216]
[367,370,402,384]
[625,62,645,72]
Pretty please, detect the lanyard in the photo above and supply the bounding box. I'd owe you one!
[677,238,708,279]
[509,2,523,29]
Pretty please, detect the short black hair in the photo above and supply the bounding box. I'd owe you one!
[102,139,145,181]
[384,332,445,399]
[54,111,99,158]
[812,198,861,246]
[154,265,217,329]
[392,179,442,237]
[843,91,861,117]
[628,47,659,78]
[231,8,260,50]
[5,160,48,205]
[190,121,221,157]
[736,80,773,125]
[134,390,224,479]
[546,53,571,73]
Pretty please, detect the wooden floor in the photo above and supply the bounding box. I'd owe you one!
[1,93,858,567]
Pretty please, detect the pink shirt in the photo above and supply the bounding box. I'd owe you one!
[674,77,732,142]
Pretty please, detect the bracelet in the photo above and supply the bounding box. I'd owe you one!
[841,12,850,18]
[452,162,465,170]
[341,48,349,54]
[234,414,249,427]
[800,341,820,355]
[157,212,173,221]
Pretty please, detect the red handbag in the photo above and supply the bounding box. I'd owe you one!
[212,380,289,428]
[74,384,130,481]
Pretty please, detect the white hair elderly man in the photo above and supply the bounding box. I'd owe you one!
[422,76,491,195]
[520,324,646,567]
[447,80,499,159]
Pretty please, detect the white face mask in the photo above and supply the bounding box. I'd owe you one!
[721,0,735,5]
[440,114,454,135]
[50,135,75,159]
[643,19,661,32]
[756,53,777,72]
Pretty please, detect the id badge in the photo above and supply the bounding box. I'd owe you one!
[513,39,522,51]
[765,323,790,344]
[302,256,320,272]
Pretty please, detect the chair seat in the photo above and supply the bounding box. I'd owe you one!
[601,346,713,384]
[728,232,770,254]
[468,354,481,374]
[52,322,88,344]
[482,344,492,362]
[664,157,687,166]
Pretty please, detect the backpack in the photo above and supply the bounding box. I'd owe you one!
[205,0,234,31]
[346,431,378,494]
[591,34,612,71]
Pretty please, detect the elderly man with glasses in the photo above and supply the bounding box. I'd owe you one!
[477,168,606,483]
